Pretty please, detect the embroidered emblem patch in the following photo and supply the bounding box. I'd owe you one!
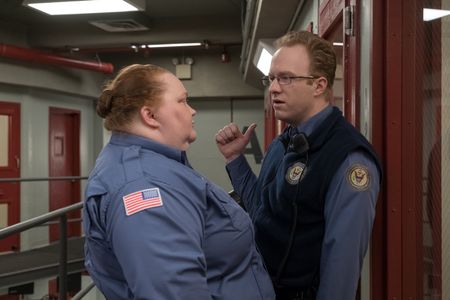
[347,164,370,191]
[123,188,163,216]
[285,162,306,185]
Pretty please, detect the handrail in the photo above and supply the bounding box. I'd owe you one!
[0,176,88,183]
[0,202,83,239]
[72,281,96,300]
[0,202,86,300]
[0,173,95,299]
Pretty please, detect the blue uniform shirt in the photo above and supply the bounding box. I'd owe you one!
[83,132,275,300]
[227,106,380,300]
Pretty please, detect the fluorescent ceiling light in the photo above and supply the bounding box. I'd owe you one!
[253,39,275,76]
[256,48,273,76]
[24,0,142,15]
[333,42,344,46]
[145,43,202,48]
[423,8,450,21]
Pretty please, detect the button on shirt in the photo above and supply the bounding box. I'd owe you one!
[226,106,380,300]
[83,132,275,300]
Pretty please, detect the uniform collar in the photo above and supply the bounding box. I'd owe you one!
[109,132,190,165]
[296,105,333,136]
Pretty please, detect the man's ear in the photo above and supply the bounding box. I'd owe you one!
[313,77,328,97]
[140,106,159,128]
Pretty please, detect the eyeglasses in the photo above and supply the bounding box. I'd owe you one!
[261,75,318,87]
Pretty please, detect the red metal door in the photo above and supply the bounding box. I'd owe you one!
[48,107,80,241]
[0,101,20,252]
[319,0,359,127]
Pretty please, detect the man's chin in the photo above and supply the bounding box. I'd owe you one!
[274,111,289,123]
[188,132,197,144]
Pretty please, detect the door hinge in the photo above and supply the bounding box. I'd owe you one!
[344,5,355,36]
[14,155,20,169]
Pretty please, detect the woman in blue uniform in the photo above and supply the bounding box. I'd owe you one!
[82,64,275,300]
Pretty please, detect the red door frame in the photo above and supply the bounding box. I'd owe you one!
[372,0,426,299]
[0,101,21,252]
[319,0,359,127]
[370,0,388,298]
[48,107,81,241]
[424,0,442,295]
[345,0,360,128]
[401,1,424,298]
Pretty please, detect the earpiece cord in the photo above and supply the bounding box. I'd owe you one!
[274,153,308,287]
[274,201,298,286]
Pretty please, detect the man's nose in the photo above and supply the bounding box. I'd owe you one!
[269,78,282,93]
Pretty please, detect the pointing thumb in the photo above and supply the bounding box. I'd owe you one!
[243,123,257,140]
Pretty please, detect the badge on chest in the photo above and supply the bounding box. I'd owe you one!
[285,162,307,185]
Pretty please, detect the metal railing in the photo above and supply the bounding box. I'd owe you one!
[0,202,83,300]
[0,176,88,183]
[0,175,95,299]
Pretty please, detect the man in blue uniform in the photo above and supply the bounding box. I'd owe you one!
[83,64,275,299]
[215,31,382,299]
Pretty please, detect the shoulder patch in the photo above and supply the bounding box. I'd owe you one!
[123,188,163,216]
[347,164,370,191]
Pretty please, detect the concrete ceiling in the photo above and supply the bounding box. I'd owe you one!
[0,0,305,87]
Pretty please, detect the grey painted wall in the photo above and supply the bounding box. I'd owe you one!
[188,98,264,192]
[292,0,319,33]
[0,23,265,242]
[0,83,98,250]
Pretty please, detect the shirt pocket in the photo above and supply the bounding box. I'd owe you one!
[207,183,251,231]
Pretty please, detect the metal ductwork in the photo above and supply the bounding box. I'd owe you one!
[0,43,114,74]
[239,0,307,89]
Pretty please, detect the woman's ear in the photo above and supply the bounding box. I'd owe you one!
[313,77,328,97]
[140,105,159,128]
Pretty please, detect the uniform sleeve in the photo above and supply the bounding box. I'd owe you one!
[107,178,213,300]
[316,151,380,300]
[225,154,260,216]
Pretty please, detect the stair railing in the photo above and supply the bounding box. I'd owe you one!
[0,175,89,300]
[0,202,83,300]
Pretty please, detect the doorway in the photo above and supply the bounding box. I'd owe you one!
[48,107,81,241]
[0,101,21,252]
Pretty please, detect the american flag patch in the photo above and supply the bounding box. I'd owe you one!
[122,188,163,216]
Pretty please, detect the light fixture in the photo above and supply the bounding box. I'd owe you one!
[423,8,450,21]
[221,47,230,63]
[23,0,144,16]
[184,57,194,65]
[146,42,202,49]
[333,42,344,47]
[130,42,204,51]
[170,56,194,79]
[171,57,180,66]
[253,39,275,76]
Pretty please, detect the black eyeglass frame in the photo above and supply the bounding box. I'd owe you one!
[261,75,319,87]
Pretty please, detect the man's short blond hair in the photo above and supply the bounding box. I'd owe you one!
[276,31,337,91]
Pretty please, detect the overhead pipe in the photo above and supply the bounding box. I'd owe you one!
[0,43,114,74]
[239,0,257,74]
[287,0,306,32]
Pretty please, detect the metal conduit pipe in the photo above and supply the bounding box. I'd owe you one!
[239,0,256,74]
[287,0,306,32]
[0,43,114,74]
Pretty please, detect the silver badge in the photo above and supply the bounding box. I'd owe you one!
[285,162,306,185]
